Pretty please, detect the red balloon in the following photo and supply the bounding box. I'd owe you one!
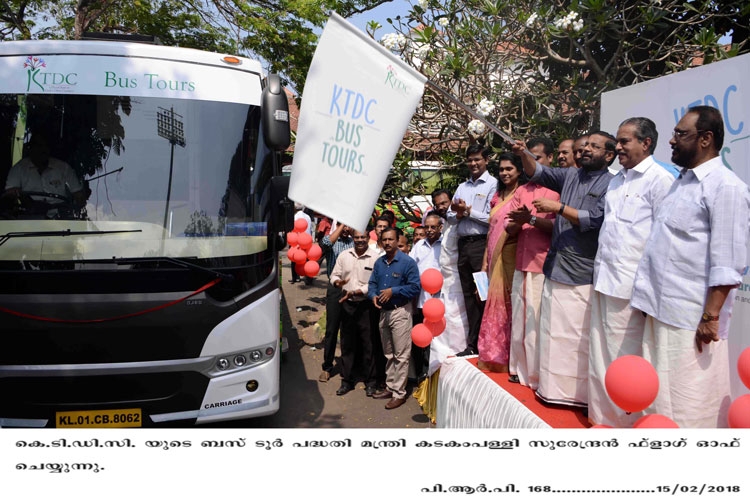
[298,232,313,250]
[738,348,750,390]
[303,260,320,277]
[420,268,444,295]
[633,414,679,428]
[422,298,445,323]
[286,247,296,261]
[291,248,308,264]
[424,317,446,337]
[728,394,750,428]
[294,262,306,276]
[411,324,432,348]
[604,355,659,413]
[286,232,299,246]
[307,243,323,261]
[293,218,309,233]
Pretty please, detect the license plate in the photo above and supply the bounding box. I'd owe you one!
[56,408,142,428]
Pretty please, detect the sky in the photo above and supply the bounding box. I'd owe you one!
[345,1,412,34]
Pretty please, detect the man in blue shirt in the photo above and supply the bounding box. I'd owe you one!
[368,227,421,409]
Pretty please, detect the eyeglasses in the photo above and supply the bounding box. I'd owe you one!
[672,129,706,140]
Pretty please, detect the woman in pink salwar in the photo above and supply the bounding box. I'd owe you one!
[477,153,524,372]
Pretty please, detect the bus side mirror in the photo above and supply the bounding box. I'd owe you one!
[261,74,291,151]
[270,175,294,234]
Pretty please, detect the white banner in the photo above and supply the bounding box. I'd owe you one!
[601,53,750,399]
[0,53,261,104]
[289,13,427,231]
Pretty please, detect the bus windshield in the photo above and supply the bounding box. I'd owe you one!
[0,93,273,263]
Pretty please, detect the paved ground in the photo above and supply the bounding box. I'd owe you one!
[245,256,432,428]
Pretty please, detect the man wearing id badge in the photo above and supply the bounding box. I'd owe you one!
[447,141,498,357]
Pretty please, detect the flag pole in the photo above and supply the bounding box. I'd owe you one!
[425,80,537,160]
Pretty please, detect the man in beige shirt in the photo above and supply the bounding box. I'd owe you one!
[330,229,381,396]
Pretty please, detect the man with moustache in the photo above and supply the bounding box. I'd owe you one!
[318,223,354,383]
[368,227,421,409]
[631,106,750,427]
[513,131,615,408]
[573,135,589,168]
[409,213,443,380]
[428,189,471,365]
[527,136,554,168]
[448,142,498,356]
[330,229,380,397]
[588,117,675,427]
[557,138,575,168]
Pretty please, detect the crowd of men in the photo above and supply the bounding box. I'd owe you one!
[293,105,749,427]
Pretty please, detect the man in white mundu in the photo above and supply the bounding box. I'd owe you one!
[630,106,750,427]
[513,132,616,408]
[588,117,675,427]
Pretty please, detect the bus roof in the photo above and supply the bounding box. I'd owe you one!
[0,39,265,75]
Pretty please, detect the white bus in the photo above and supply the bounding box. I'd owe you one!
[0,38,292,427]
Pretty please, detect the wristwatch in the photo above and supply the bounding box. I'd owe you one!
[701,312,720,322]
[529,215,537,226]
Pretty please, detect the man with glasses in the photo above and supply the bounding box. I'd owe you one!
[513,131,615,409]
[588,117,675,427]
[631,106,750,427]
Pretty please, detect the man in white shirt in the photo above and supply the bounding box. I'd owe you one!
[409,212,443,380]
[631,106,750,427]
[589,117,675,427]
[330,229,380,396]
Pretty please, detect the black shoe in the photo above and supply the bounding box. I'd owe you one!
[336,382,353,396]
[365,385,377,397]
[455,346,477,357]
[508,374,520,384]
[288,279,300,284]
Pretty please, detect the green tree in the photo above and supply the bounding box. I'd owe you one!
[364,0,748,213]
[374,0,748,151]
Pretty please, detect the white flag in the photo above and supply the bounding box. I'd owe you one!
[289,13,427,232]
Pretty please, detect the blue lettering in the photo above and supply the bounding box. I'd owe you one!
[329,85,343,116]
[328,84,376,124]
[703,94,719,111]
[672,85,744,137]
[723,85,743,135]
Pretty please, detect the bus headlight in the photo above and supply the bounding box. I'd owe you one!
[216,358,230,370]
[233,354,247,367]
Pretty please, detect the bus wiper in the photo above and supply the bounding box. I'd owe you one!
[0,229,142,247]
[110,256,235,283]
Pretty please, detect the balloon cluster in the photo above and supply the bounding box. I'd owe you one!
[286,218,322,278]
[728,347,750,428]
[603,355,679,428]
[411,269,446,348]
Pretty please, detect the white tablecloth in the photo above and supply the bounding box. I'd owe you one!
[436,356,551,428]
